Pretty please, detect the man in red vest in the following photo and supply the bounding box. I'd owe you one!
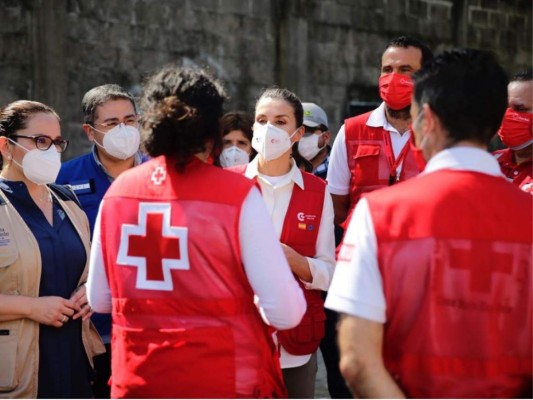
[327,36,433,226]
[326,49,532,398]
[493,68,532,191]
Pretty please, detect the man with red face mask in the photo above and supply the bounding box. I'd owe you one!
[327,36,433,226]
[493,69,532,192]
[326,49,532,399]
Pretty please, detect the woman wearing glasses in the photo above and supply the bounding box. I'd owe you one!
[0,100,104,398]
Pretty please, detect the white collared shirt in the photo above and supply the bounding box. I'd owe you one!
[245,156,336,367]
[325,147,505,322]
[327,102,411,195]
[91,145,145,182]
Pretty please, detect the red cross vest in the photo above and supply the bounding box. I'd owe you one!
[365,169,533,398]
[344,112,419,214]
[231,164,327,356]
[493,148,532,188]
[100,156,286,399]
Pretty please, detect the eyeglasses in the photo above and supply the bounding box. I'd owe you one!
[91,115,140,130]
[11,135,70,153]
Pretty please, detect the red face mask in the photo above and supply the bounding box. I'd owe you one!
[498,108,533,149]
[379,73,414,110]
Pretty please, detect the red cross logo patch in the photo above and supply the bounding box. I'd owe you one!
[448,239,513,293]
[117,203,189,291]
[151,166,167,185]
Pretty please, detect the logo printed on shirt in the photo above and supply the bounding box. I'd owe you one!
[71,183,91,191]
[68,179,95,195]
[0,228,10,247]
[151,166,167,185]
[521,182,533,193]
[447,239,514,293]
[117,203,189,291]
[297,212,317,222]
[297,212,317,231]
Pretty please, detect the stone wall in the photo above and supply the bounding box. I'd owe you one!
[0,0,530,158]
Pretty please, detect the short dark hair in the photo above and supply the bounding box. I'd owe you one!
[82,84,136,124]
[256,87,304,128]
[140,66,227,172]
[412,48,508,146]
[385,36,434,67]
[220,111,254,142]
[511,68,532,82]
[0,100,60,169]
[219,110,256,161]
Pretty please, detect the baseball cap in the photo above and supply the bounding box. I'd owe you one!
[303,102,328,129]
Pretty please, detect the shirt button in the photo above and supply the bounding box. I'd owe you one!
[514,171,519,175]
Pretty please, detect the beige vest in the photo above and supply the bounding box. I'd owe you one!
[0,186,105,398]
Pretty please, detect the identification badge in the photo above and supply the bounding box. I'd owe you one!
[69,179,95,195]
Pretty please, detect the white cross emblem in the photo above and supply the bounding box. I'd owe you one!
[151,166,167,185]
[117,203,189,291]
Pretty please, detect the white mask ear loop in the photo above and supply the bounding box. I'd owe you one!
[289,126,303,143]
[413,110,425,129]
[287,127,302,158]
[6,138,27,167]
[88,124,106,149]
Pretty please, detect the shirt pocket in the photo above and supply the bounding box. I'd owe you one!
[351,144,381,186]
[0,324,19,392]
[0,227,19,293]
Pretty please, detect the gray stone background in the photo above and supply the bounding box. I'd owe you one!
[0,0,531,159]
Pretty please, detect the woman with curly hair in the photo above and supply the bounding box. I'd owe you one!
[86,66,306,398]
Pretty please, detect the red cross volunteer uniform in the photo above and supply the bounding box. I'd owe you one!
[233,157,336,371]
[493,148,532,189]
[327,102,419,223]
[87,156,306,398]
[326,147,532,398]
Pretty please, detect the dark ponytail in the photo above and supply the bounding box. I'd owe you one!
[141,66,227,172]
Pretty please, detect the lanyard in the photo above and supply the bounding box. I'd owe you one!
[383,131,410,185]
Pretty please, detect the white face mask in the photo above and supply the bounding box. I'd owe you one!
[93,123,140,160]
[298,133,325,161]
[219,146,250,168]
[252,122,298,161]
[8,138,61,185]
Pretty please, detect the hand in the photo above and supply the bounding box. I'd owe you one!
[280,243,300,267]
[29,296,80,328]
[280,243,312,282]
[70,285,93,321]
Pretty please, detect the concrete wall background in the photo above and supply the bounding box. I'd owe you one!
[1,0,531,159]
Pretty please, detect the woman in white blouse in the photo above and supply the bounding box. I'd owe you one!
[234,87,336,398]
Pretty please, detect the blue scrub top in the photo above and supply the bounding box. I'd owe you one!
[0,180,92,398]
[57,150,148,342]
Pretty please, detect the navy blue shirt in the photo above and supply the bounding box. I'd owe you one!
[0,180,92,398]
[56,148,147,341]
